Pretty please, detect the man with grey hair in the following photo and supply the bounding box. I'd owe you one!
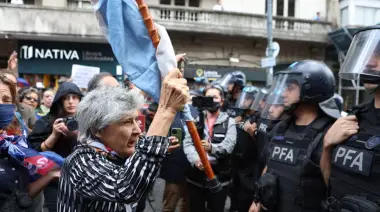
[87,72,120,92]
[57,69,190,212]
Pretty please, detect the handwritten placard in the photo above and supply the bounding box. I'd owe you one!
[71,64,100,89]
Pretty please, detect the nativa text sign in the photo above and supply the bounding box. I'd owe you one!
[19,44,114,62]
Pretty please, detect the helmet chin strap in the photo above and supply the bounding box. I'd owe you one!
[369,85,380,95]
[284,102,299,114]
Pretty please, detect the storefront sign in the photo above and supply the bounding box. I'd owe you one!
[18,40,118,76]
[186,64,267,82]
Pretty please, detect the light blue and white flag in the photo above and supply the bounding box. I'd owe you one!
[92,0,193,120]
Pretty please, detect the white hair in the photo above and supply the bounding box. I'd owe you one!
[76,87,144,143]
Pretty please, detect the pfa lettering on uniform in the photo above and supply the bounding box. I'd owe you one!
[332,145,374,176]
[270,144,300,166]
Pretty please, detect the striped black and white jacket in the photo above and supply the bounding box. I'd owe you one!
[57,136,169,212]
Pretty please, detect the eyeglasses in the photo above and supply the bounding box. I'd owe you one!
[25,96,38,102]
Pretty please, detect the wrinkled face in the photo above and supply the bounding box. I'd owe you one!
[62,94,80,116]
[22,91,39,109]
[101,76,120,88]
[363,51,380,90]
[0,84,12,104]
[98,110,142,157]
[282,83,300,107]
[42,90,54,108]
[268,104,284,119]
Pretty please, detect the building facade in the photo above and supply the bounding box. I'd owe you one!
[0,0,333,86]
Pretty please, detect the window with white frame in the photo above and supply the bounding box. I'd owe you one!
[356,6,380,26]
[67,0,91,9]
[340,7,348,26]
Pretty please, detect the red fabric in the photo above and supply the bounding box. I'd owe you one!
[206,116,217,138]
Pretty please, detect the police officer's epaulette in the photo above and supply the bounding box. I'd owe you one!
[347,102,368,116]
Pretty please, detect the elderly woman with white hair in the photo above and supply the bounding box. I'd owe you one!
[57,70,189,212]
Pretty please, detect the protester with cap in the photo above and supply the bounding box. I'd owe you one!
[249,60,340,212]
[320,24,380,212]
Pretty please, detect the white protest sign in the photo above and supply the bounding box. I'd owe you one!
[71,64,100,89]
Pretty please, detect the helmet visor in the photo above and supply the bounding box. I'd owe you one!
[219,73,234,92]
[234,87,258,109]
[339,29,380,82]
[260,73,302,120]
[251,88,268,112]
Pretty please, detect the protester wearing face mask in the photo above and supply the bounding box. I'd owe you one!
[36,88,55,118]
[0,73,60,212]
[183,85,237,212]
[28,82,82,212]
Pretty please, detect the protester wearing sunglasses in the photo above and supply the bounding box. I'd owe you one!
[20,88,40,109]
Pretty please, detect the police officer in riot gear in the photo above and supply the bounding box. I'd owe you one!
[249,60,340,212]
[229,86,260,212]
[219,71,247,119]
[194,76,209,93]
[255,88,285,176]
[320,25,380,212]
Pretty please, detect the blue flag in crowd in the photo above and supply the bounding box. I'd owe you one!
[92,0,161,102]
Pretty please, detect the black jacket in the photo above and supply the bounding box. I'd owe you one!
[28,82,82,158]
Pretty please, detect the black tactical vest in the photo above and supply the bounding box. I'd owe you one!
[329,103,380,205]
[266,116,332,212]
[186,118,233,185]
[233,117,259,185]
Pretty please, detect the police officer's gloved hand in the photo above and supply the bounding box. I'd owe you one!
[255,173,278,211]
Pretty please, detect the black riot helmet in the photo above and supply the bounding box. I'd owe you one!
[219,71,246,93]
[234,86,259,109]
[339,24,380,85]
[231,71,246,87]
[261,60,338,120]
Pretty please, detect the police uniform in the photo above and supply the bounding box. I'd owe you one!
[256,60,339,212]
[266,116,334,212]
[219,71,246,119]
[228,86,261,212]
[324,24,380,211]
[328,102,380,209]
